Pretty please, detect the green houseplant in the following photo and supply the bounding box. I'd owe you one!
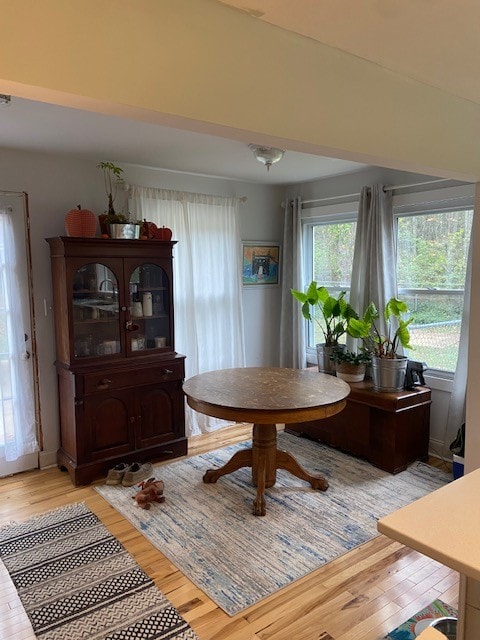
[97,161,140,238]
[329,313,373,382]
[363,297,414,391]
[364,297,413,358]
[291,282,359,374]
[97,161,124,216]
[330,349,371,382]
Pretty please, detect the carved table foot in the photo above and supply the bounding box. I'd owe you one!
[252,493,266,516]
[202,448,252,484]
[276,449,329,491]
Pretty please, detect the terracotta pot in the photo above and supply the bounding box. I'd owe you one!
[98,214,109,235]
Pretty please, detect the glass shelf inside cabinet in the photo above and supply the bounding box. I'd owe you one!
[129,263,171,352]
[72,263,121,358]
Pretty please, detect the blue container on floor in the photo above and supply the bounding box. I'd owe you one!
[453,454,465,479]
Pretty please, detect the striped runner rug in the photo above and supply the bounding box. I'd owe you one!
[0,503,199,640]
[96,432,451,616]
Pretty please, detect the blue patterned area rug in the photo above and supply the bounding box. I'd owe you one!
[96,432,450,617]
[386,599,458,638]
[0,503,199,640]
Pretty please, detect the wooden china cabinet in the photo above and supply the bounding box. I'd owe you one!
[46,237,187,486]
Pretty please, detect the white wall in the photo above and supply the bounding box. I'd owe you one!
[0,149,284,468]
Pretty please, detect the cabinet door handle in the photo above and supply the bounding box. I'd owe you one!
[97,378,112,390]
[130,416,136,423]
[163,369,173,375]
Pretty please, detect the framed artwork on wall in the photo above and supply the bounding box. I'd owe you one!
[242,241,281,286]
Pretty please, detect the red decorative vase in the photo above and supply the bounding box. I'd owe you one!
[65,205,97,237]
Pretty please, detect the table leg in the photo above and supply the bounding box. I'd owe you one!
[203,423,328,515]
[252,423,277,488]
[203,449,252,483]
[252,451,266,516]
[276,449,329,491]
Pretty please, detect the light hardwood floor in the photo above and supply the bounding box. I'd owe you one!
[0,424,458,640]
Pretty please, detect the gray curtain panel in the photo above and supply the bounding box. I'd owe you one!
[348,184,396,349]
[279,197,306,369]
[444,232,471,456]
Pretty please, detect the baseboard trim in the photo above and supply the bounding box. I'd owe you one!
[39,449,58,469]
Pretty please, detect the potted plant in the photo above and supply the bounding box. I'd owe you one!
[97,161,124,216]
[291,282,359,374]
[330,349,371,382]
[363,297,414,392]
[97,161,139,238]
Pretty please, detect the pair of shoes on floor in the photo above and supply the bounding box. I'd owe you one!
[105,462,153,487]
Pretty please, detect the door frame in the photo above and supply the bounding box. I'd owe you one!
[0,190,42,459]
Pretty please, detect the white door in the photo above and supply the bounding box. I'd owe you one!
[0,192,38,476]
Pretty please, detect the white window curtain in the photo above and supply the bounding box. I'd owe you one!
[129,186,246,436]
[279,197,305,368]
[0,210,37,461]
[348,184,396,346]
[444,233,471,456]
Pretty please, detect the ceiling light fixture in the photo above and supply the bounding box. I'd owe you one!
[0,94,11,107]
[249,144,285,171]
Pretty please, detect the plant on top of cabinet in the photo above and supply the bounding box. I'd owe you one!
[362,297,414,392]
[291,282,359,347]
[363,297,413,358]
[97,161,124,217]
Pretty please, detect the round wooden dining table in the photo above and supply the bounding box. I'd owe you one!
[183,367,350,516]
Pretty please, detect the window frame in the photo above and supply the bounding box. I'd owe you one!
[394,205,473,379]
[302,207,358,365]
[300,184,475,378]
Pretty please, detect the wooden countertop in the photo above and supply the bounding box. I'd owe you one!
[378,467,480,581]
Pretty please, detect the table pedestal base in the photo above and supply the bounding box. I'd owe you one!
[203,424,329,515]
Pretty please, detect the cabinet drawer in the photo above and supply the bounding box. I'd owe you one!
[83,362,184,394]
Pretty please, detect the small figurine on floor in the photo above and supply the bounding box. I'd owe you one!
[132,477,165,510]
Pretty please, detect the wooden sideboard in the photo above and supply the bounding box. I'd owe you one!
[285,380,431,474]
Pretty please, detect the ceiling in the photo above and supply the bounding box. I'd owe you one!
[0,96,366,186]
[218,0,480,106]
[3,1,478,186]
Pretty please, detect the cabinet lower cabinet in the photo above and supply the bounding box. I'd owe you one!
[57,358,187,486]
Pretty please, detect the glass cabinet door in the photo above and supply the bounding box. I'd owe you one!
[72,263,121,358]
[128,263,171,353]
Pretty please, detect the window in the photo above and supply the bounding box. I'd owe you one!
[305,217,356,352]
[396,208,473,373]
[303,197,473,375]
